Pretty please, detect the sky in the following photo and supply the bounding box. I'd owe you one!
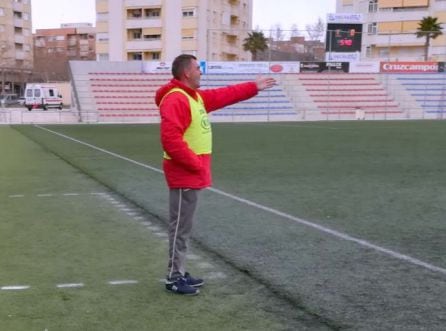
[32,0,336,32]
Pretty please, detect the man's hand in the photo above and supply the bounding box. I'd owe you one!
[255,76,277,91]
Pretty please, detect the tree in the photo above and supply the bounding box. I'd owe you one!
[290,24,300,38]
[271,24,285,41]
[306,17,325,41]
[243,31,269,61]
[416,16,443,61]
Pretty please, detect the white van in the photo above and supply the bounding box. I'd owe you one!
[25,84,63,111]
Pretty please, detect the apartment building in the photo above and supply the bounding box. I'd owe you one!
[0,0,33,95]
[95,0,252,62]
[33,23,96,81]
[336,0,446,61]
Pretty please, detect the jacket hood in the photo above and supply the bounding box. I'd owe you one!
[155,79,197,106]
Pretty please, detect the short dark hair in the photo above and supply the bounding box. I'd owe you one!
[172,54,197,79]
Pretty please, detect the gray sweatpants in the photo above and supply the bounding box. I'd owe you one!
[167,188,199,280]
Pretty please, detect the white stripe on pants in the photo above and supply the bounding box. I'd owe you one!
[167,188,199,279]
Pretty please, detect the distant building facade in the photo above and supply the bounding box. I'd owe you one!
[95,0,252,62]
[0,0,33,95]
[33,23,96,81]
[336,0,446,61]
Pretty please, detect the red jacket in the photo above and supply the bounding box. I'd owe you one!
[155,78,258,189]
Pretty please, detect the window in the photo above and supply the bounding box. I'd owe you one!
[379,47,389,58]
[368,23,377,35]
[368,0,378,12]
[145,8,161,17]
[97,12,109,22]
[133,31,141,39]
[128,9,142,18]
[182,8,196,17]
[0,8,4,16]
[98,53,109,61]
[130,52,142,60]
[151,52,160,60]
[144,34,161,40]
[97,33,109,41]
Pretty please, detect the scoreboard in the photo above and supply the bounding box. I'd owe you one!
[325,23,363,53]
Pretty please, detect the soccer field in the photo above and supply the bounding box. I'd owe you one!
[2,121,446,329]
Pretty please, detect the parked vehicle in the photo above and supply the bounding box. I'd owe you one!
[0,93,21,107]
[24,84,63,111]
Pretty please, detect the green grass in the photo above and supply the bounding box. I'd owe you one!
[8,121,446,329]
[0,126,324,331]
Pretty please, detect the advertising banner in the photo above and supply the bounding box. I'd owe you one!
[206,61,270,74]
[142,61,172,73]
[380,62,439,73]
[268,62,300,73]
[349,61,380,73]
[327,13,363,24]
[300,62,349,73]
[326,52,361,62]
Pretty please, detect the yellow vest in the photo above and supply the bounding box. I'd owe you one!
[161,88,212,159]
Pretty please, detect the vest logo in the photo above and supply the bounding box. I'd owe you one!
[201,117,211,131]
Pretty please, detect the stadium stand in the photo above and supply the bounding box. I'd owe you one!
[69,61,444,123]
[295,73,405,120]
[389,73,446,119]
[201,73,298,122]
[70,61,298,123]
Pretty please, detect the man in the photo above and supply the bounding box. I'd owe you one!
[155,54,276,295]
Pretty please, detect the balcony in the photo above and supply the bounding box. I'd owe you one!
[368,8,428,22]
[14,18,23,28]
[126,18,161,29]
[14,35,24,44]
[366,33,424,47]
[125,0,161,7]
[15,51,25,60]
[126,39,162,50]
[13,1,24,11]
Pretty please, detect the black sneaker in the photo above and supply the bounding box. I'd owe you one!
[165,277,199,295]
[184,272,204,288]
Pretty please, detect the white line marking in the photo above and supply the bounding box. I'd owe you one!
[37,193,53,197]
[63,193,80,196]
[197,262,214,269]
[186,254,201,261]
[56,283,84,288]
[1,285,30,291]
[90,192,107,196]
[8,194,25,198]
[135,217,146,221]
[108,280,139,285]
[35,125,446,276]
[153,232,168,238]
[146,225,161,232]
[205,272,227,280]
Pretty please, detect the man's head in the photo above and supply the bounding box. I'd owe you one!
[172,54,201,89]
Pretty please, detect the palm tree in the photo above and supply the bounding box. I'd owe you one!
[416,16,443,61]
[243,31,268,61]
